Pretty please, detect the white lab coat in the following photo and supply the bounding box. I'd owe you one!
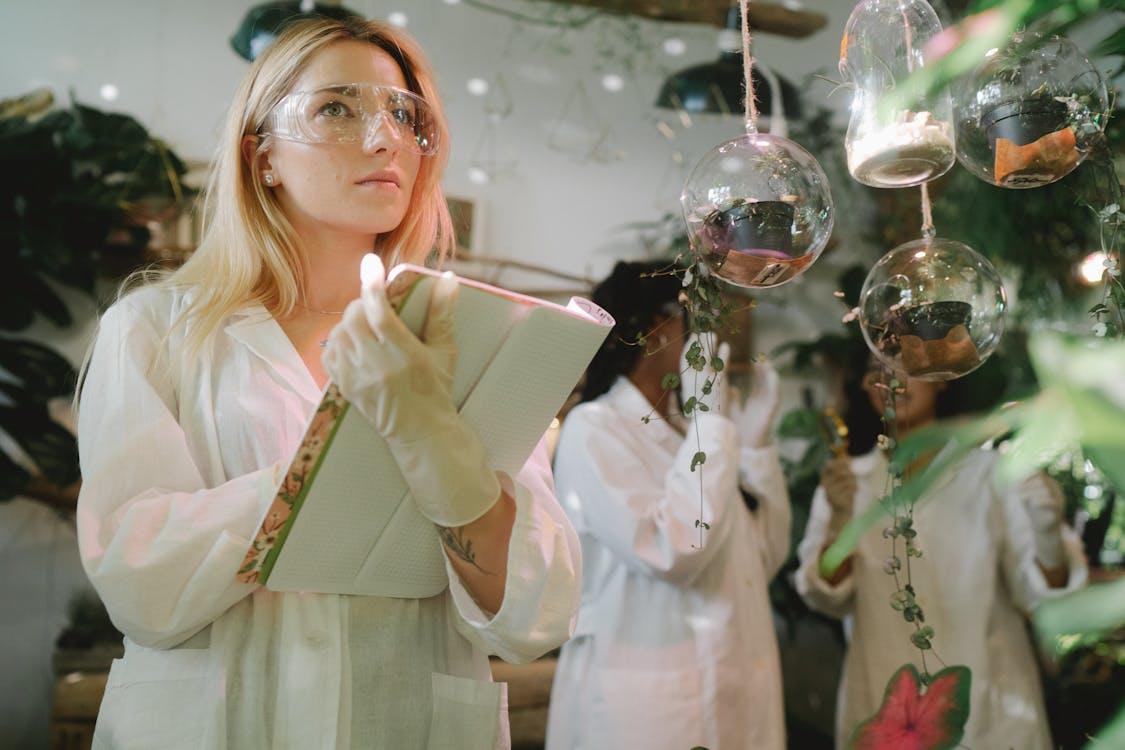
[545,377,791,750]
[76,285,582,749]
[796,448,1087,750]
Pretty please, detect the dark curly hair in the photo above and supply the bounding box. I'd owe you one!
[580,260,684,403]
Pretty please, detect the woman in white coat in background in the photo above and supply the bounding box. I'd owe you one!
[796,359,1087,749]
[76,17,580,749]
[545,261,791,750]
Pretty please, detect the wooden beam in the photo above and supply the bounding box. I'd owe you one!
[536,0,828,38]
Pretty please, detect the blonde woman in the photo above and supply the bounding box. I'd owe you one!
[76,18,580,749]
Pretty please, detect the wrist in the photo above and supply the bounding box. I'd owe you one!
[393,423,501,527]
[826,507,852,538]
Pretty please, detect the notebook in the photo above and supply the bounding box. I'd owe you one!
[236,263,613,597]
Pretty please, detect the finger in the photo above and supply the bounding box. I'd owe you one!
[423,274,458,344]
[360,253,386,289]
[360,271,403,344]
[699,332,718,358]
[750,360,780,396]
[714,342,731,372]
[323,317,360,369]
[321,325,350,380]
[422,273,459,376]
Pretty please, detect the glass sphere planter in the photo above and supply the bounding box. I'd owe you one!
[954,31,1109,189]
[840,0,955,188]
[681,132,834,289]
[860,238,1006,381]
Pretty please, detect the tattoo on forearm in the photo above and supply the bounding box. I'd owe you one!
[438,526,495,576]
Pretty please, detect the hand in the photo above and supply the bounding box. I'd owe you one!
[322,254,501,527]
[733,359,781,448]
[679,333,730,416]
[1022,473,1067,570]
[821,454,857,537]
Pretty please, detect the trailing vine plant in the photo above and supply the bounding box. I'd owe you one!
[873,373,949,684]
[628,0,769,547]
[631,259,750,547]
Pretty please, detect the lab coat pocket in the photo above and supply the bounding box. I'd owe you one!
[586,666,704,749]
[427,672,509,750]
[92,647,212,750]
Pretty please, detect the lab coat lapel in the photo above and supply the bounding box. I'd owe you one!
[225,306,324,406]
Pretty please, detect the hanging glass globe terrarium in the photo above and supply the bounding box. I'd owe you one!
[955,30,1109,189]
[859,238,1006,381]
[840,0,955,188]
[681,132,834,289]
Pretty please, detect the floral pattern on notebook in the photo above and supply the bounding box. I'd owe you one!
[237,384,348,583]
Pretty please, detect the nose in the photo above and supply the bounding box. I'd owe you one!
[361,112,403,155]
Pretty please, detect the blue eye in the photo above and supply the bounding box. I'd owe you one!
[317,100,353,118]
[391,107,415,125]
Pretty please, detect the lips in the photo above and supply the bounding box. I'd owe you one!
[355,170,400,187]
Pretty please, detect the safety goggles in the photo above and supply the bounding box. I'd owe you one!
[260,83,439,156]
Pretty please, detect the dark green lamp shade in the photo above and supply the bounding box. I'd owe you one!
[655,52,802,119]
[231,1,362,61]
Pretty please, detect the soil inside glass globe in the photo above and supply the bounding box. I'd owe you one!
[700,200,809,287]
[885,301,980,378]
[704,200,796,255]
[703,246,814,288]
[901,300,973,340]
[981,96,1077,187]
[848,112,955,188]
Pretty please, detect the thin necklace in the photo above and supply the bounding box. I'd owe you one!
[293,302,344,349]
[297,301,347,316]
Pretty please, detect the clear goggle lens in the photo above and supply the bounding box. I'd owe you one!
[262,83,438,156]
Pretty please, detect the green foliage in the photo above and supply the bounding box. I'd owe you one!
[0,91,191,501]
[876,117,1123,315]
[883,0,1125,118]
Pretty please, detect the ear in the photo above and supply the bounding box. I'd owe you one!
[241,134,278,186]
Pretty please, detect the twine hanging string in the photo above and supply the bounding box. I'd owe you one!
[920,182,936,239]
[901,2,916,74]
[739,0,758,134]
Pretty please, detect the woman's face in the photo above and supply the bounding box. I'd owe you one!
[260,40,423,239]
[648,313,686,376]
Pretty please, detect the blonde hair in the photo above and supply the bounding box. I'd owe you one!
[136,17,453,359]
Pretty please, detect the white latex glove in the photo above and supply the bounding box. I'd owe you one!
[1021,473,1067,570]
[322,254,501,528]
[679,333,730,417]
[731,359,781,448]
[821,454,857,539]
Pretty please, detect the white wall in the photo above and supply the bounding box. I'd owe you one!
[0,1,872,348]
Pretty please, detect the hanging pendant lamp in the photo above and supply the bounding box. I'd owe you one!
[231,1,362,61]
[655,7,801,130]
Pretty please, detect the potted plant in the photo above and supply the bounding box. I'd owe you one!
[0,89,193,509]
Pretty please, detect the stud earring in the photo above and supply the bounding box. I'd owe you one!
[263,173,275,186]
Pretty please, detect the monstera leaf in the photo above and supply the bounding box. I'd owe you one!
[0,339,80,499]
[0,92,190,502]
